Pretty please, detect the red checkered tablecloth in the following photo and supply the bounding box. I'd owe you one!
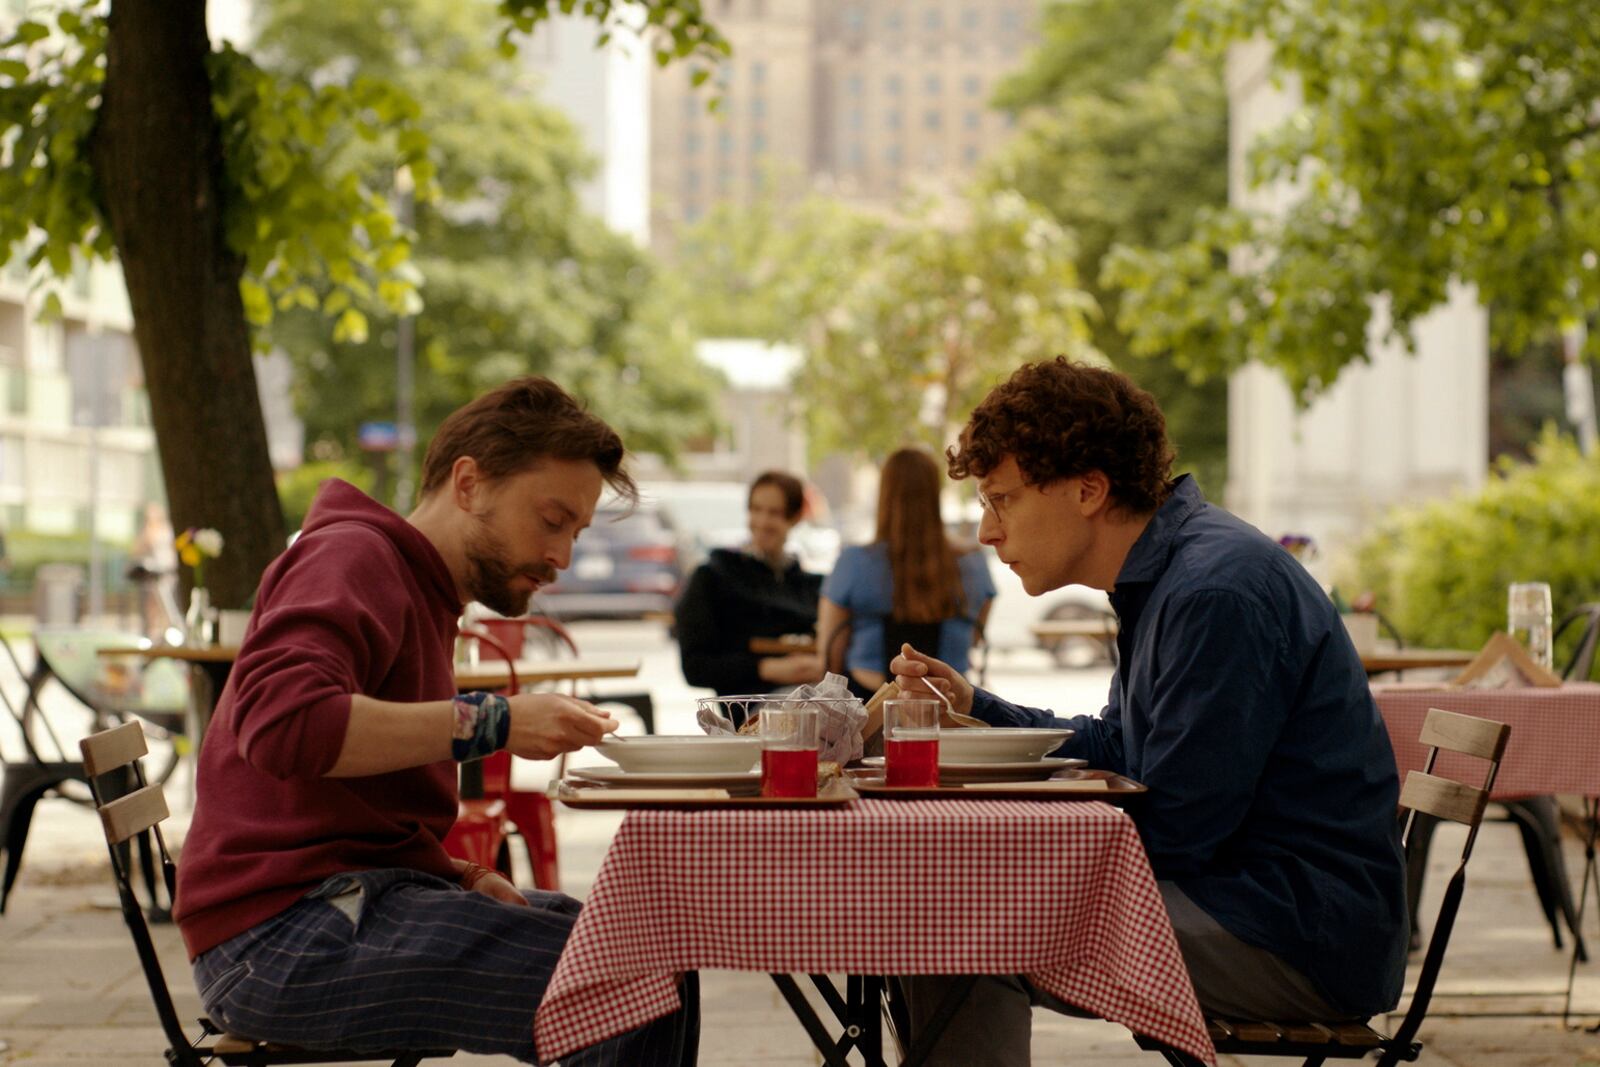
[534,798,1214,1064]
[1374,682,1600,799]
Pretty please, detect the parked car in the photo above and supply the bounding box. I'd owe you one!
[535,503,682,620]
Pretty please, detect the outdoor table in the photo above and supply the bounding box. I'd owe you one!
[1360,648,1477,676]
[534,798,1215,1065]
[1372,682,1600,799]
[1373,681,1600,1022]
[749,636,818,656]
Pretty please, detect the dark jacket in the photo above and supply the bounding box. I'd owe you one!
[675,547,823,695]
[970,475,1408,1017]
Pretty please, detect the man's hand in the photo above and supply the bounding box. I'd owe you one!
[890,644,975,714]
[452,858,530,907]
[505,693,617,759]
[758,652,824,686]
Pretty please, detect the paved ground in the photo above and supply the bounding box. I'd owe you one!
[5,620,1600,1065]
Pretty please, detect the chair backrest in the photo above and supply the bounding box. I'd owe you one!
[1555,603,1600,682]
[78,721,197,1065]
[1390,707,1510,1050]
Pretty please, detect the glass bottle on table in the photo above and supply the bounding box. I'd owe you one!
[1507,581,1554,671]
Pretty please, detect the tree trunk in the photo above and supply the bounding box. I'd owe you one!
[88,0,286,609]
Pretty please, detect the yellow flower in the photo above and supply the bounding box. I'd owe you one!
[179,544,202,568]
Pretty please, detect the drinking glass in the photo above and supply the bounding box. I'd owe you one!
[1507,581,1554,671]
[883,698,941,788]
[760,705,819,798]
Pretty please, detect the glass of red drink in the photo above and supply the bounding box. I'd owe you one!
[760,705,819,798]
[884,698,941,787]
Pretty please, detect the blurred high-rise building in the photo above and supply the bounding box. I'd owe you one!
[650,0,1035,241]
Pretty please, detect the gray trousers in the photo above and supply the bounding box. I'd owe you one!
[192,868,697,1066]
[902,882,1347,1066]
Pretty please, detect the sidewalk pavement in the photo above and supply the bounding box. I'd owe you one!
[6,774,1600,1065]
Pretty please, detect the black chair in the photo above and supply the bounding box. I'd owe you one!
[1140,707,1510,1066]
[78,720,455,1067]
[1554,602,1600,683]
[0,674,93,913]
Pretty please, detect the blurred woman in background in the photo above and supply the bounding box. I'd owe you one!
[820,447,995,696]
[675,470,825,700]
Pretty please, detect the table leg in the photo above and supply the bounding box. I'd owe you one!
[1563,797,1599,1029]
[770,975,854,1067]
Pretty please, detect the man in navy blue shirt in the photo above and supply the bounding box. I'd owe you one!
[894,358,1407,1063]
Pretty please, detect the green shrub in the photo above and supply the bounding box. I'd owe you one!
[1,529,133,590]
[1342,428,1600,669]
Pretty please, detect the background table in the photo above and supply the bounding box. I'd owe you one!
[535,798,1214,1065]
[1361,649,1477,677]
[1373,682,1600,798]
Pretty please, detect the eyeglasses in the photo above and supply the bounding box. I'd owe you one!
[976,481,1026,524]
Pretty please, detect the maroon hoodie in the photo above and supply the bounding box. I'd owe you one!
[174,480,463,958]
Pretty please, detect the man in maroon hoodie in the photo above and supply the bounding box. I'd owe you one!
[173,378,696,1064]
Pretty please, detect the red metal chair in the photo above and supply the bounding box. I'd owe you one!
[441,625,561,890]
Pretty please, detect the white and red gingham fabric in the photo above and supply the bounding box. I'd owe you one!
[534,798,1214,1064]
[1374,682,1600,799]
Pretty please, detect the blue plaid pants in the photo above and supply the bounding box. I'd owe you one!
[192,868,698,1065]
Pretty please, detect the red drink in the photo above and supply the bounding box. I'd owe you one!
[885,736,940,787]
[762,746,819,798]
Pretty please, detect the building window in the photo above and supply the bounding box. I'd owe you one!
[719,130,735,154]
[924,109,942,130]
[751,61,766,85]
[886,144,903,165]
[886,74,903,95]
[885,9,903,32]
[999,8,1021,32]
[961,8,980,30]
[684,95,701,120]
[847,74,863,97]
[924,74,941,94]
[886,109,902,130]
[685,169,701,192]
[685,202,702,222]
[924,145,943,167]
[964,110,980,130]
[752,132,767,153]
[843,5,865,32]
[752,97,766,120]
[964,75,982,96]
[922,8,941,31]
[963,145,979,164]
[686,131,702,154]
[850,108,864,131]
[848,143,864,168]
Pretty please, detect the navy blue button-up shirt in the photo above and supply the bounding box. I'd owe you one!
[971,475,1407,1015]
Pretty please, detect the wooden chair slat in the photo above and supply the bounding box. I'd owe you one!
[1232,1021,1286,1042]
[1206,1018,1236,1041]
[212,1035,257,1054]
[78,720,148,778]
[1330,1022,1385,1047]
[1284,1022,1336,1043]
[1400,770,1488,827]
[1420,707,1510,762]
[99,784,169,845]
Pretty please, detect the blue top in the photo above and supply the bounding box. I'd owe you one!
[969,476,1408,1016]
[822,543,996,675]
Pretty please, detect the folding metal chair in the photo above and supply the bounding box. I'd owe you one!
[1139,707,1510,1066]
[78,720,455,1067]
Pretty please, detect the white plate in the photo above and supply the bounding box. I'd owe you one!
[932,728,1075,764]
[860,756,1086,784]
[595,735,761,774]
[568,766,763,793]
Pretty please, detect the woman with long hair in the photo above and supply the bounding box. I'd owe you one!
[818,447,995,695]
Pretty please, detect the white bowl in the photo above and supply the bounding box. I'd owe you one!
[595,735,762,774]
[932,727,1075,764]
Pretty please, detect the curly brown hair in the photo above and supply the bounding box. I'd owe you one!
[947,358,1175,514]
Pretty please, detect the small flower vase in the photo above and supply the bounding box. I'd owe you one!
[185,587,215,648]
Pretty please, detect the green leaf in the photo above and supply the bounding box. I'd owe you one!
[332,307,369,344]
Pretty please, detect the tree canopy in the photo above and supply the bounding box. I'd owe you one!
[1106,0,1600,401]
[986,0,1231,493]
[256,0,722,484]
[0,0,726,606]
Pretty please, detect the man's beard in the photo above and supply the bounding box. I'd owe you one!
[463,517,556,617]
